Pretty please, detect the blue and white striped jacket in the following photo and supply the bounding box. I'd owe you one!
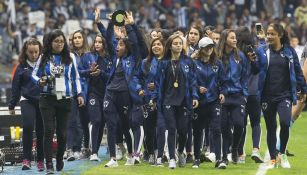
[32,53,83,98]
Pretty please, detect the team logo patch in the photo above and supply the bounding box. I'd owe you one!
[103,101,109,108]
[126,60,131,67]
[262,102,268,110]
[212,65,218,72]
[89,99,96,106]
[165,105,171,109]
[235,60,240,64]
[215,107,221,116]
[123,106,129,115]
[184,65,189,72]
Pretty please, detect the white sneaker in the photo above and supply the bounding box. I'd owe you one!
[116,146,123,160]
[104,159,118,167]
[227,153,232,162]
[90,154,101,161]
[251,150,264,163]
[134,156,141,164]
[67,149,75,161]
[280,154,291,168]
[156,157,163,167]
[169,159,176,169]
[266,159,276,169]
[206,153,216,163]
[125,157,135,166]
[74,151,81,160]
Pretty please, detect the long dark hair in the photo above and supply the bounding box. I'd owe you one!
[163,34,186,60]
[235,26,255,55]
[216,29,240,65]
[40,29,71,67]
[144,37,165,73]
[268,23,290,46]
[19,38,42,65]
[71,30,89,56]
[90,34,108,58]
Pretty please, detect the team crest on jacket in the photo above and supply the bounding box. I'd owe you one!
[103,101,109,108]
[212,65,218,72]
[90,99,95,106]
[235,60,240,64]
[126,60,131,67]
[184,65,189,72]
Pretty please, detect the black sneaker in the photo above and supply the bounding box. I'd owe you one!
[143,150,149,162]
[56,159,64,171]
[192,159,200,168]
[232,149,239,164]
[215,159,227,169]
[186,153,194,163]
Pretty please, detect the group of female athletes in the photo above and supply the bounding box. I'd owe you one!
[8,7,307,174]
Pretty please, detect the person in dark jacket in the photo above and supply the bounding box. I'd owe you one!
[140,37,165,165]
[78,33,112,161]
[100,11,144,167]
[251,23,307,169]
[66,29,90,161]
[192,37,225,169]
[156,34,199,169]
[236,26,264,164]
[216,29,248,166]
[9,38,45,171]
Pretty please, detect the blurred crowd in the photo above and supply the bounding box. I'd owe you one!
[0,0,306,65]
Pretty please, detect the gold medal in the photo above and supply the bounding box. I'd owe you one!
[174,81,179,88]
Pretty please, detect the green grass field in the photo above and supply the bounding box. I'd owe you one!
[83,113,307,175]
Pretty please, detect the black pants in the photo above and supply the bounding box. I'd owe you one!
[143,108,157,155]
[79,105,89,149]
[163,105,189,159]
[238,95,262,155]
[262,98,291,160]
[156,110,166,158]
[39,95,71,163]
[20,100,44,161]
[88,93,105,154]
[193,101,222,160]
[67,97,83,152]
[103,90,133,158]
[221,94,245,159]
